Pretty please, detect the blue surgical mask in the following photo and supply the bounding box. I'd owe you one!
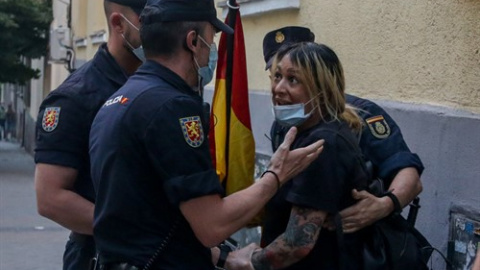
[120,14,146,63]
[273,95,318,127]
[131,46,146,63]
[194,35,218,88]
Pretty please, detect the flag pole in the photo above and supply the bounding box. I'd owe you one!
[224,0,238,182]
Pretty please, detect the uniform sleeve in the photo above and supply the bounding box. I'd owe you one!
[35,93,89,169]
[358,101,424,182]
[143,96,223,206]
[286,131,348,213]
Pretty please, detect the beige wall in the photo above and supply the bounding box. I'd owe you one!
[222,0,480,113]
[71,0,105,61]
[71,0,87,61]
[68,0,480,113]
[86,0,106,57]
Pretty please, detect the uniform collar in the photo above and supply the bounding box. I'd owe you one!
[136,60,199,96]
[93,43,130,87]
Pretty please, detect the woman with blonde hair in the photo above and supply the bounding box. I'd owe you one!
[225,42,369,270]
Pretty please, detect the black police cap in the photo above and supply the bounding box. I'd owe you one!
[141,0,233,34]
[263,26,315,70]
[105,0,147,15]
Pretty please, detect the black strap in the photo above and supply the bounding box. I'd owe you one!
[142,218,180,270]
[215,243,232,269]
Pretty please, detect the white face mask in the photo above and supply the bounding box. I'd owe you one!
[273,95,318,128]
[193,35,218,88]
[120,14,146,63]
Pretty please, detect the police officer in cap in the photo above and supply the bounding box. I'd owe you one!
[89,1,324,269]
[263,26,424,233]
[34,0,147,269]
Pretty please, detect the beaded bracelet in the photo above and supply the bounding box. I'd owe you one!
[261,170,281,191]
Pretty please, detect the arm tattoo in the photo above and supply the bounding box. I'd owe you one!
[251,207,325,269]
[252,249,272,270]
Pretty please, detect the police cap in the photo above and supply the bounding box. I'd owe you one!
[105,0,147,15]
[263,26,315,70]
[140,0,233,34]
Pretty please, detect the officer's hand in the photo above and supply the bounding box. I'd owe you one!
[268,127,324,186]
[225,243,258,270]
[338,189,393,233]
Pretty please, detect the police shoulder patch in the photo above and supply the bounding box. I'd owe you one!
[366,115,390,139]
[179,116,204,148]
[42,107,61,132]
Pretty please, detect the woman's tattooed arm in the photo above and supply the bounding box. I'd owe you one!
[251,206,326,270]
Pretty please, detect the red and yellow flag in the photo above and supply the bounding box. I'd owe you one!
[209,10,255,195]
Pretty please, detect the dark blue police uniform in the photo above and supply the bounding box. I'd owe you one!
[89,60,223,269]
[270,94,424,184]
[35,44,129,270]
[263,120,369,270]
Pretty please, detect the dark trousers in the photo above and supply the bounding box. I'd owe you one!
[63,232,96,270]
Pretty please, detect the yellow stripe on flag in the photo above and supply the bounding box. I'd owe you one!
[212,78,228,182]
[225,111,255,194]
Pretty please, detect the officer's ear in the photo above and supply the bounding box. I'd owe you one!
[184,30,198,52]
[109,12,126,34]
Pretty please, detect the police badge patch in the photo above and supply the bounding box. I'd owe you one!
[275,31,285,43]
[42,107,61,132]
[366,115,390,139]
[179,116,204,148]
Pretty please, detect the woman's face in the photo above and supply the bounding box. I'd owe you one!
[271,54,309,106]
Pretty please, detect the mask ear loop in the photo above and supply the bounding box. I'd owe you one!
[119,14,139,31]
[119,14,141,53]
[121,33,136,51]
[192,56,204,95]
[197,35,212,49]
[304,93,321,116]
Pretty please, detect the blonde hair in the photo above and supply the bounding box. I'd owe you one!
[271,42,362,132]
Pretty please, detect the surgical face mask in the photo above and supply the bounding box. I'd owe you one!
[120,14,146,63]
[193,35,218,88]
[273,95,318,128]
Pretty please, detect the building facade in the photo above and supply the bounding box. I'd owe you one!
[208,1,480,269]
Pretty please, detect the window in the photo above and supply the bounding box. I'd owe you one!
[89,30,107,45]
[74,38,87,48]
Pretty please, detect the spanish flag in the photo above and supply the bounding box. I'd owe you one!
[209,7,255,196]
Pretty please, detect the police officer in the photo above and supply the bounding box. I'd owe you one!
[89,1,324,269]
[263,26,424,232]
[34,1,146,269]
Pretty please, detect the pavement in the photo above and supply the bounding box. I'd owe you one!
[0,140,69,270]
